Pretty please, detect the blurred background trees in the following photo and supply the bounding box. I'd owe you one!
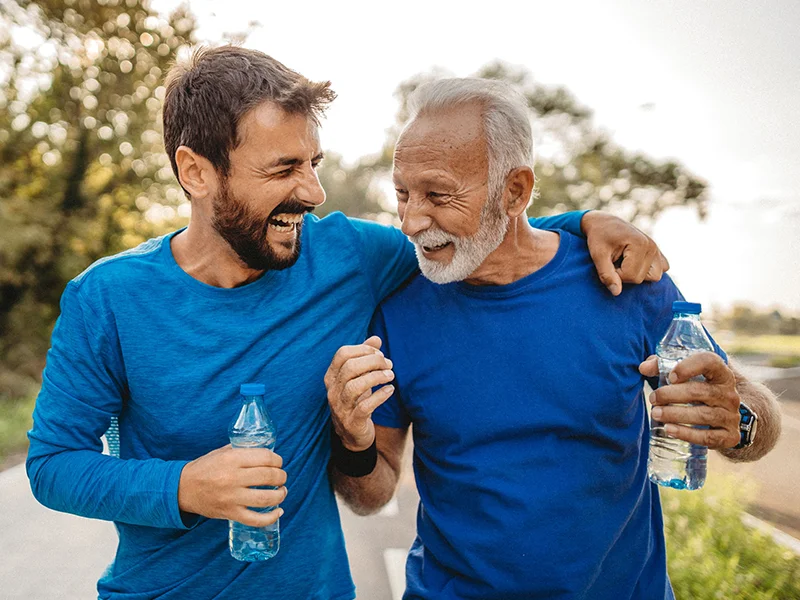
[0,0,194,398]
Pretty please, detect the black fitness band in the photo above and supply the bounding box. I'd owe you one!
[331,430,378,477]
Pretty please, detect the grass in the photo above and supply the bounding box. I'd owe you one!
[662,475,800,599]
[0,396,34,463]
[727,335,800,357]
[768,355,800,369]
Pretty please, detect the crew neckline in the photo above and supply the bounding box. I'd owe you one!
[455,230,571,299]
[160,228,280,300]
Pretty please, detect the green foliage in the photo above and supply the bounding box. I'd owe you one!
[316,151,391,220]
[717,304,800,337]
[662,477,800,599]
[768,355,800,369]
[0,0,195,390]
[0,395,35,462]
[727,335,800,358]
[323,61,709,229]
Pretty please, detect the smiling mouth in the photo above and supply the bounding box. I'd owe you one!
[422,241,452,253]
[268,212,305,233]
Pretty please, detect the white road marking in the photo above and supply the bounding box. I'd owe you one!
[742,513,800,555]
[383,548,407,600]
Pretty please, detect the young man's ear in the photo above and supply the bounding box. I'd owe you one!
[504,166,535,217]
[174,146,219,201]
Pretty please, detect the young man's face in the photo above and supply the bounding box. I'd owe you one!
[213,101,326,271]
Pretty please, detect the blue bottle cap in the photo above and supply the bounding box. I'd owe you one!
[672,301,702,314]
[240,383,265,396]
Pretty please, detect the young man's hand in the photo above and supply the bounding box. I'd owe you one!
[581,211,670,296]
[178,445,288,526]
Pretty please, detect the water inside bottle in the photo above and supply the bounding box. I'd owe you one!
[647,354,707,490]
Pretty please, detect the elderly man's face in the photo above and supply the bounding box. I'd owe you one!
[393,103,509,283]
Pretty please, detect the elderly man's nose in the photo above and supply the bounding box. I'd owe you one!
[400,201,431,237]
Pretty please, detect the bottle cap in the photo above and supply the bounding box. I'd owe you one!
[240,383,265,396]
[672,301,701,314]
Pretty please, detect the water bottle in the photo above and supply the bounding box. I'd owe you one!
[647,301,715,491]
[228,383,280,561]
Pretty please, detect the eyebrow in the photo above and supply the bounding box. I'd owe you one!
[265,152,325,169]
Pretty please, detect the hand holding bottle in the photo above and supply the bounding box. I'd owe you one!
[639,352,741,449]
[178,444,287,527]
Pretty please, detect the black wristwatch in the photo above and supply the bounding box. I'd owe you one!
[734,402,758,450]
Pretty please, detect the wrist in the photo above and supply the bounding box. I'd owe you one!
[331,430,378,478]
[177,460,198,514]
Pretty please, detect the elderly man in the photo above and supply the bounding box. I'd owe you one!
[326,78,781,599]
[26,47,668,599]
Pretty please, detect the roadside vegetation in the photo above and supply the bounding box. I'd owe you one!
[663,476,800,600]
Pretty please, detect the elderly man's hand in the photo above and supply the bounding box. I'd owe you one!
[324,336,395,451]
[581,211,670,296]
[639,352,741,449]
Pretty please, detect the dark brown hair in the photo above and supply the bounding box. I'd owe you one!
[163,45,336,191]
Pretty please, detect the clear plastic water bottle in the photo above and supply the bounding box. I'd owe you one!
[228,383,280,561]
[647,301,715,491]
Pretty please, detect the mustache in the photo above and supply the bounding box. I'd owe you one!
[409,228,457,248]
[269,198,314,217]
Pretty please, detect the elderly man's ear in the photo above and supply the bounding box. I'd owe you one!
[503,167,536,217]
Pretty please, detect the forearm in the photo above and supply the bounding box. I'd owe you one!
[27,445,190,529]
[332,453,401,516]
[719,364,782,462]
[331,425,408,516]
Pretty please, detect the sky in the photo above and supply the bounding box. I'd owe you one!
[154,0,800,314]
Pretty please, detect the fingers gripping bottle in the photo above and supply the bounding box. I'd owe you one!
[229,383,280,561]
[647,301,715,491]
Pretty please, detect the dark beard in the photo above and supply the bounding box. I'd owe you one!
[211,179,307,272]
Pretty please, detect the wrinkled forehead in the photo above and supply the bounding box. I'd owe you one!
[394,105,488,182]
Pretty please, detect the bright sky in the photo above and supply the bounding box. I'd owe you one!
[155,0,800,314]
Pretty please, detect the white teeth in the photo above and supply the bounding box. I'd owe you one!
[270,222,294,232]
[271,213,304,224]
[423,242,449,252]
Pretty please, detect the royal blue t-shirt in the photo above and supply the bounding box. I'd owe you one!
[371,231,725,600]
[27,211,585,599]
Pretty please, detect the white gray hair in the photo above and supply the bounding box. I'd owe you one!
[406,77,535,202]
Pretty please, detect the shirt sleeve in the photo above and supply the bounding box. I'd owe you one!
[349,217,420,304]
[368,307,411,430]
[529,210,589,237]
[639,275,728,389]
[26,281,192,530]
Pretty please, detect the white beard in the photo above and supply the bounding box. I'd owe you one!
[409,192,510,284]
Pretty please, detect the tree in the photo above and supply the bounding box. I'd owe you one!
[321,62,709,231]
[0,0,195,396]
